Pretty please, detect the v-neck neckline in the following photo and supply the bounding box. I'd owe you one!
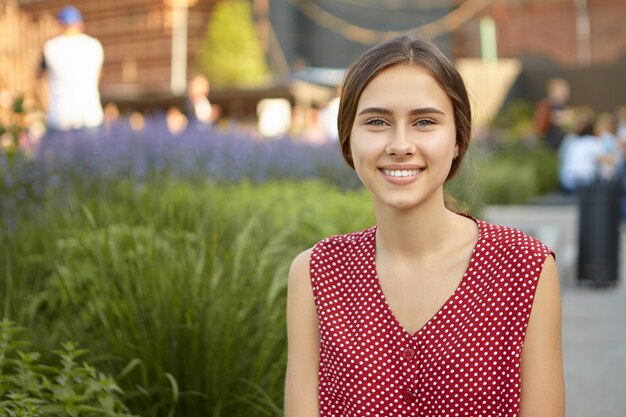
[369,216,483,338]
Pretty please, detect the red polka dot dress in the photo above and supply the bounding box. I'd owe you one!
[309,218,554,417]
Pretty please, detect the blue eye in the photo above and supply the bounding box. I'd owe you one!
[415,118,435,127]
[366,118,387,126]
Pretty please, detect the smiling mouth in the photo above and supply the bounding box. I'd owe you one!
[381,168,424,177]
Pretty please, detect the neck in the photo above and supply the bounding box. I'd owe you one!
[374,193,461,261]
[63,27,83,36]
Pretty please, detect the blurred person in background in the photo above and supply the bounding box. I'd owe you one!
[534,78,570,151]
[595,112,622,178]
[166,107,188,135]
[617,106,626,143]
[102,102,120,130]
[559,108,615,193]
[37,5,104,132]
[257,98,291,138]
[184,74,220,126]
[614,107,626,221]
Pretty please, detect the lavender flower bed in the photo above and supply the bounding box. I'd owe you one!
[39,118,357,185]
[0,116,359,228]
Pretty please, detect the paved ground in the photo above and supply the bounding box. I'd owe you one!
[483,203,626,417]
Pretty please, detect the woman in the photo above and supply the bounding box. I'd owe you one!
[285,33,564,417]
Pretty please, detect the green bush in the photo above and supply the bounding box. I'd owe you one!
[446,141,558,206]
[1,180,373,417]
[198,0,269,86]
[490,99,536,145]
[477,159,538,205]
[0,319,136,417]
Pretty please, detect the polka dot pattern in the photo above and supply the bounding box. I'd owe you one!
[309,218,553,417]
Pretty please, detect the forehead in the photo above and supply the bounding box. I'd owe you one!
[357,64,451,110]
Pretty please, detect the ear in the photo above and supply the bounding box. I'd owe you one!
[454,143,459,159]
[344,137,355,168]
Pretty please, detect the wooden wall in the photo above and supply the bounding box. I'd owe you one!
[10,0,218,106]
[0,0,57,107]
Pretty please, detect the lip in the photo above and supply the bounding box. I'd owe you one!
[380,164,424,170]
[379,165,425,185]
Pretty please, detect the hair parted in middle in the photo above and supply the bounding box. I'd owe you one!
[337,32,472,181]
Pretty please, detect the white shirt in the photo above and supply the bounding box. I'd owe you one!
[193,97,212,124]
[43,33,104,130]
[559,134,603,190]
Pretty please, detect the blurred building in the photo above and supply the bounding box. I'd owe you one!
[454,0,626,111]
[268,0,455,68]
[7,0,340,124]
[4,0,626,123]
[17,0,219,112]
[456,0,626,67]
[268,0,626,117]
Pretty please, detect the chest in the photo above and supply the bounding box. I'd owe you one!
[375,249,473,335]
[317,264,531,416]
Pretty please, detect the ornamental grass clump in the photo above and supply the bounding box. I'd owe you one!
[1,180,374,416]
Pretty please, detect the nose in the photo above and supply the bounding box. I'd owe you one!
[386,127,415,157]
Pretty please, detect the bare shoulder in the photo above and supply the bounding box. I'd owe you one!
[290,248,313,272]
[288,248,313,288]
[287,248,316,315]
[536,254,560,301]
[527,254,560,340]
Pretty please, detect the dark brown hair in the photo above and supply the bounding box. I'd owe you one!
[337,33,472,181]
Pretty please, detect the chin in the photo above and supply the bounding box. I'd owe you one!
[372,186,444,212]
[380,197,425,211]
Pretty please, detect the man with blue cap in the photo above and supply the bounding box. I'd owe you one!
[37,5,104,131]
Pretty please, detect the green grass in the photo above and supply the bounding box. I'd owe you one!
[1,180,374,416]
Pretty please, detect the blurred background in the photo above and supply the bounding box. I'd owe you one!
[1,1,625,416]
[3,0,625,129]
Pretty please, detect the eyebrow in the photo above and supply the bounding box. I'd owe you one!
[357,107,446,117]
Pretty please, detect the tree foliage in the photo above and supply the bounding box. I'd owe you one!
[198,0,269,87]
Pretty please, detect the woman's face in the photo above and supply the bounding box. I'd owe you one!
[349,64,458,212]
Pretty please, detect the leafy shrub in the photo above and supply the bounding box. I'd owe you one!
[490,99,536,145]
[446,141,558,207]
[478,141,558,203]
[477,159,538,205]
[0,319,137,417]
[0,95,27,151]
[198,0,269,86]
[520,144,559,195]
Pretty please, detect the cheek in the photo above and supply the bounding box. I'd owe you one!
[349,135,378,179]
[423,136,456,159]
[348,128,367,162]
[350,135,380,168]
[421,134,458,170]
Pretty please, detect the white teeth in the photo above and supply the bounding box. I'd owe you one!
[382,169,421,177]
